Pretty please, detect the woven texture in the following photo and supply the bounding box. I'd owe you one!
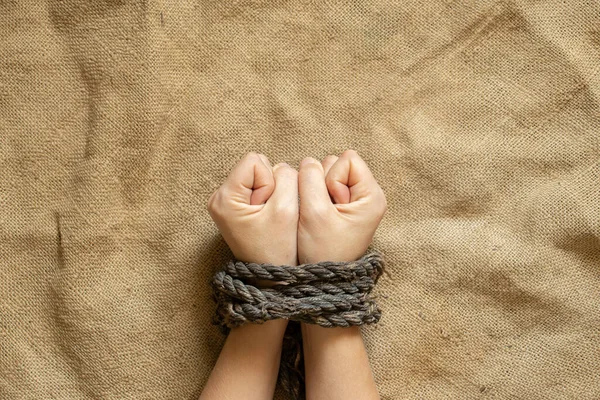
[211,251,385,328]
[1,1,599,399]
[211,251,385,399]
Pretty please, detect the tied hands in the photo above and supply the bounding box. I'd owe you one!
[201,150,387,400]
[206,150,387,266]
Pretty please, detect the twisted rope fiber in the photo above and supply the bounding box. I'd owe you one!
[210,251,386,399]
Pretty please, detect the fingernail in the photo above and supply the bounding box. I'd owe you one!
[301,158,316,167]
[273,162,289,171]
[258,154,271,168]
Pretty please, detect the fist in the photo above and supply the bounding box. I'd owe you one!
[297,150,387,264]
[207,152,299,266]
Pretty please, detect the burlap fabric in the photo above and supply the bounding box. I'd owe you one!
[1,1,599,399]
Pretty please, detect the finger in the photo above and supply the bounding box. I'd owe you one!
[255,153,274,184]
[321,155,338,177]
[266,163,299,212]
[326,149,378,204]
[298,157,333,213]
[223,152,275,205]
[323,155,351,204]
[250,153,275,205]
[258,153,272,170]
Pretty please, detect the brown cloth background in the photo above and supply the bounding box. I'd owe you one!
[1,0,599,399]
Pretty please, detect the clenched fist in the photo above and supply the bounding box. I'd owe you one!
[297,150,387,264]
[207,152,299,266]
[204,150,383,400]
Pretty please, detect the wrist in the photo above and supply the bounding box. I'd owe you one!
[233,252,297,287]
[232,251,297,267]
[299,251,357,264]
[301,323,361,338]
[230,318,289,338]
[301,324,364,360]
[272,256,298,266]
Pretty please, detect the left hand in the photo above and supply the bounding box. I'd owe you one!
[207,152,299,266]
[297,150,387,264]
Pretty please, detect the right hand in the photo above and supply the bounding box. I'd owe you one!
[297,149,387,264]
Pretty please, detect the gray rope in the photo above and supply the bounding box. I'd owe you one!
[209,250,386,399]
[211,251,385,328]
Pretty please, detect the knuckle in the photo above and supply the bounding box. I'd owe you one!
[342,149,358,158]
[207,192,216,211]
[300,157,314,167]
[376,190,388,217]
[304,162,323,173]
[286,167,299,179]
[207,191,224,216]
[275,166,298,182]
[275,163,293,173]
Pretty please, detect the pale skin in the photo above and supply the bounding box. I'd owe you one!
[201,150,387,400]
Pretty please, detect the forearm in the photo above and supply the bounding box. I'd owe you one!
[302,324,379,400]
[200,318,289,400]
[200,250,296,400]
[300,249,380,400]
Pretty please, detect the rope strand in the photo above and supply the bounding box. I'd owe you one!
[210,250,385,399]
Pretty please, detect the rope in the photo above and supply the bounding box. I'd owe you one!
[210,250,385,399]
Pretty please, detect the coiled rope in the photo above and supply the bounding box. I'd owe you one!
[210,250,385,399]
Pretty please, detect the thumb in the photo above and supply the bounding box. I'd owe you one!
[266,163,299,210]
[298,157,333,214]
[223,152,275,205]
[326,149,377,204]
